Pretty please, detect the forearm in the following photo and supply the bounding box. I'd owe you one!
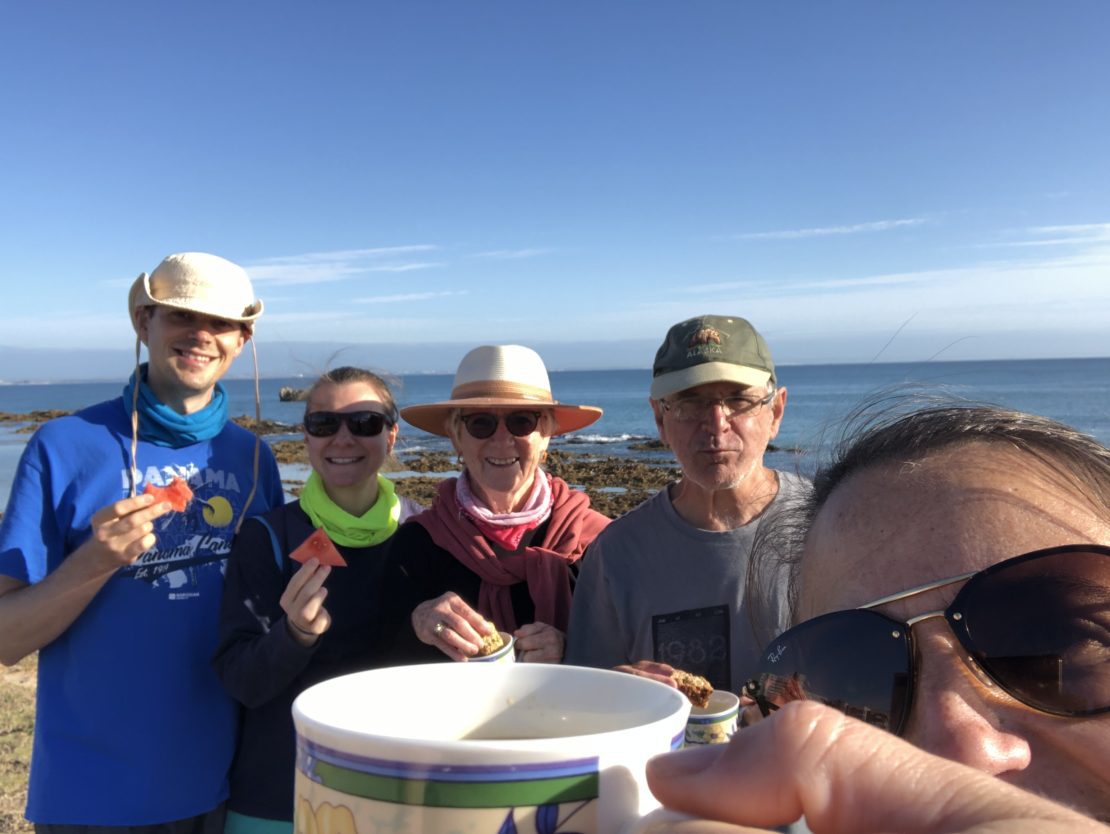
[0,553,117,665]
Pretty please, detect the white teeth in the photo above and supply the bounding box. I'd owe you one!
[327,457,361,464]
[487,457,518,465]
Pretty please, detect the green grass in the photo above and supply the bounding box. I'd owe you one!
[0,655,34,834]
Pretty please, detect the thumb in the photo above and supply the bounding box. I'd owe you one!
[645,701,1096,834]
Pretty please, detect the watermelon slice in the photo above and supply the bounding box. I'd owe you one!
[143,476,194,513]
[289,527,347,567]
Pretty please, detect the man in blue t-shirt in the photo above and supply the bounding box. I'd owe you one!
[0,253,284,834]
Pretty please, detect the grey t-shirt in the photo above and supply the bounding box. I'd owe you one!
[564,470,810,692]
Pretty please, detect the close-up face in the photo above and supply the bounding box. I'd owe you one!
[139,306,247,411]
[796,442,1110,819]
[303,381,397,491]
[652,381,785,493]
[452,408,551,511]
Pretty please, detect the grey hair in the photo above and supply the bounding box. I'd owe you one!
[747,391,1110,646]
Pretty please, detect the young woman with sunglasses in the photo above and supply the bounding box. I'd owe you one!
[212,367,421,834]
[694,399,1110,828]
[384,344,610,664]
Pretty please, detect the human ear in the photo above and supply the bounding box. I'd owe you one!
[650,397,669,443]
[768,387,788,440]
[136,306,153,346]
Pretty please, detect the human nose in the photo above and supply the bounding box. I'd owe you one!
[488,416,515,440]
[700,400,732,430]
[903,623,1032,777]
[185,318,219,341]
[332,420,358,441]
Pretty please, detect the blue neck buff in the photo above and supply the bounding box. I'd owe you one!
[122,364,230,448]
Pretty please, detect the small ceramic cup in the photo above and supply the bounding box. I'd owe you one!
[684,690,740,745]
[468,630,515,663]
[293,663,690,834]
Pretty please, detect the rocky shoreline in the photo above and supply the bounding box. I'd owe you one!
[272,441,678,518]
[2,411,679,519]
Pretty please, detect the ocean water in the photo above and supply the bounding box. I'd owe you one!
[1,357,1108,510]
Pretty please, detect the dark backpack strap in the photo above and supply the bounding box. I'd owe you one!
[254,516,285,573]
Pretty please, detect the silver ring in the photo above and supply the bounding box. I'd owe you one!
[433,621,446,636]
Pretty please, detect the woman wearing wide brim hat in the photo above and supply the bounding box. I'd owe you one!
[384,344,609,665]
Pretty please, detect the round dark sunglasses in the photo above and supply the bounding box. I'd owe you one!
[460,411,542,440]
[744,544,1110,734]
[303,410,395,438]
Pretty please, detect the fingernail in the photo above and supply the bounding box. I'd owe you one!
[646,743,724,780]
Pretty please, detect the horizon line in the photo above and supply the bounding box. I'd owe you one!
[3,353,1108,386]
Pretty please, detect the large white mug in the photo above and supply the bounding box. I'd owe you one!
[293,663,690,834]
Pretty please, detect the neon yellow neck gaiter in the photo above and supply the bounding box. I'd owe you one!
[298,471,401,547]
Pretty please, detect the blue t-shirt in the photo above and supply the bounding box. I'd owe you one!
[0,397,284,825]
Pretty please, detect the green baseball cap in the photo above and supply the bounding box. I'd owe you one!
[650,314,776,399]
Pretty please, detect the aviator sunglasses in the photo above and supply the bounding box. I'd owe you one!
[744,544,1110,734]
[460,411,542,440]
[303,410,395,438]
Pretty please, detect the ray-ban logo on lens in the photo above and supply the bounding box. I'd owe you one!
[767,644,787,664]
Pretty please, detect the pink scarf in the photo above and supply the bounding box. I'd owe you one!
[413,476,610,633]
[455,469,553,550]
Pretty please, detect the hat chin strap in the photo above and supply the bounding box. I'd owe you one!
[234,338,262,534]
[126,333,263,532]
[128,335,142,497]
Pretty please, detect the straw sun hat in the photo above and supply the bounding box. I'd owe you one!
[128,252,264,332]
[401,345,603,437]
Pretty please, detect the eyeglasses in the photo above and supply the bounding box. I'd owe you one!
[303,410,395,438]
[460,411,542,440]
[743,544,1110,733]
[661,391,775,423]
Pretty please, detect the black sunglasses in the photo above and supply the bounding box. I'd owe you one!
[460,411,542,440]
[744,544,1110,733]
[303,410,395,438]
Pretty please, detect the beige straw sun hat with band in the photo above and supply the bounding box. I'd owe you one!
[401,345,603,437]
[128,252,264,332]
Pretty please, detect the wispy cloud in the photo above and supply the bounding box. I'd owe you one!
[735,218,928,240]
[245,246,442,286]
[987,222,1110,248]
[469,248,553,260]
[662,250,1110,340]
[259,311,362,324]
[255,246,439,265]
[353,290,468,304]
[364,262,445,273]
[684,272,928,296]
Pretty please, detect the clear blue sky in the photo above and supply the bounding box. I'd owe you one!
[2,2,1108,377]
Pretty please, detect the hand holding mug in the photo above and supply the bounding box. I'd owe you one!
[513,621,564,663]
[412,591,495,660]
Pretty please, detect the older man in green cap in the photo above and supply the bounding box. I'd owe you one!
[566,314,809,695]
[0,253,284,833]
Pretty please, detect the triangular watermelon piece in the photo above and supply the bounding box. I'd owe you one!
[143,476,194,513]
[289,527,347,567]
